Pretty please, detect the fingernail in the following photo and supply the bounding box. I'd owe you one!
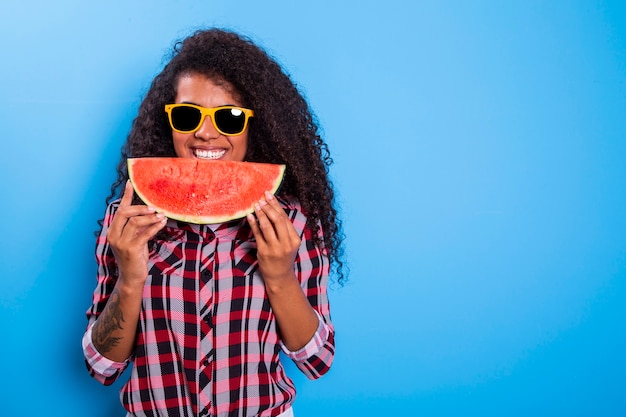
[255,203,261,211]
[156,213,164,219]
[265,191,274,200]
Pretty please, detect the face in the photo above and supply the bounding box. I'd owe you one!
[171,73,249,162]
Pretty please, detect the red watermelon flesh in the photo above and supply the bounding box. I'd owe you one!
[128,158,285,224]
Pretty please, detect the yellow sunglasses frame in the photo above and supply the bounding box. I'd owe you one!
[164,104,255,136]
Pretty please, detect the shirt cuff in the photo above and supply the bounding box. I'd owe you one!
[82,324,130,376]
[280,310,329,362]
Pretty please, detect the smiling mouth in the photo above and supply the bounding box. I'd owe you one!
[194,149,226,159]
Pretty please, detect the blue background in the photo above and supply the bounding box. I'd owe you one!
[1,1,625,416]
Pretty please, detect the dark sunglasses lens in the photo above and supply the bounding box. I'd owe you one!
[171,106,202,131]
[214,108,246,134]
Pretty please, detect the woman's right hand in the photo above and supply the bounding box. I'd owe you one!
[107,180,167,287]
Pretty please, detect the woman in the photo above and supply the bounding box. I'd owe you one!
[83,28,344,417]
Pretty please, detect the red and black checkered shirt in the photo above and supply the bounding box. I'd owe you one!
[83,197,335,417]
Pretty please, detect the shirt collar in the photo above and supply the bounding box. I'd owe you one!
[169,217,253,242]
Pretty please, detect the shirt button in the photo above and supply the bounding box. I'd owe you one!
[202,269,212,279]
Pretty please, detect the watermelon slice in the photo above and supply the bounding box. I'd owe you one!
[128,157,285,224]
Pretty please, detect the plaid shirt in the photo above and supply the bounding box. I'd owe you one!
[83,197,335,417]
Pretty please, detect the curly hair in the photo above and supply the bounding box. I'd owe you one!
[104,28,346,284]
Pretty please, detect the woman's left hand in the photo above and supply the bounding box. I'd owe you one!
[247,191,301,283]
[247,192,319,351]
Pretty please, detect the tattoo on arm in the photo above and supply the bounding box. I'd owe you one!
[93,288,126,354]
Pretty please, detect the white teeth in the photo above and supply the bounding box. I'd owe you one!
[194,149,226,159]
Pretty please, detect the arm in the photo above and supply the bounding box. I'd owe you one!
[84,181,166,380]
[247,192,335,378]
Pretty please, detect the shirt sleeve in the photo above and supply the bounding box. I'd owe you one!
[281,210,336,380]
[82,323,130,384]
[280,310,334,379]
[82,201,131,385]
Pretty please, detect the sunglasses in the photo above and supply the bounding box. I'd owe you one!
[165,104,255,136]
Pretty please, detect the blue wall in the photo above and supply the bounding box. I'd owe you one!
[1,1,625,415]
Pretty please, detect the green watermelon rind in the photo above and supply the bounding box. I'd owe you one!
[127,158,286,224]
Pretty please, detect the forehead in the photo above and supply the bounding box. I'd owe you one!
[175,72,241,104]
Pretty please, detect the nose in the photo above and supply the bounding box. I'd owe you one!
[194,115,221,140]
